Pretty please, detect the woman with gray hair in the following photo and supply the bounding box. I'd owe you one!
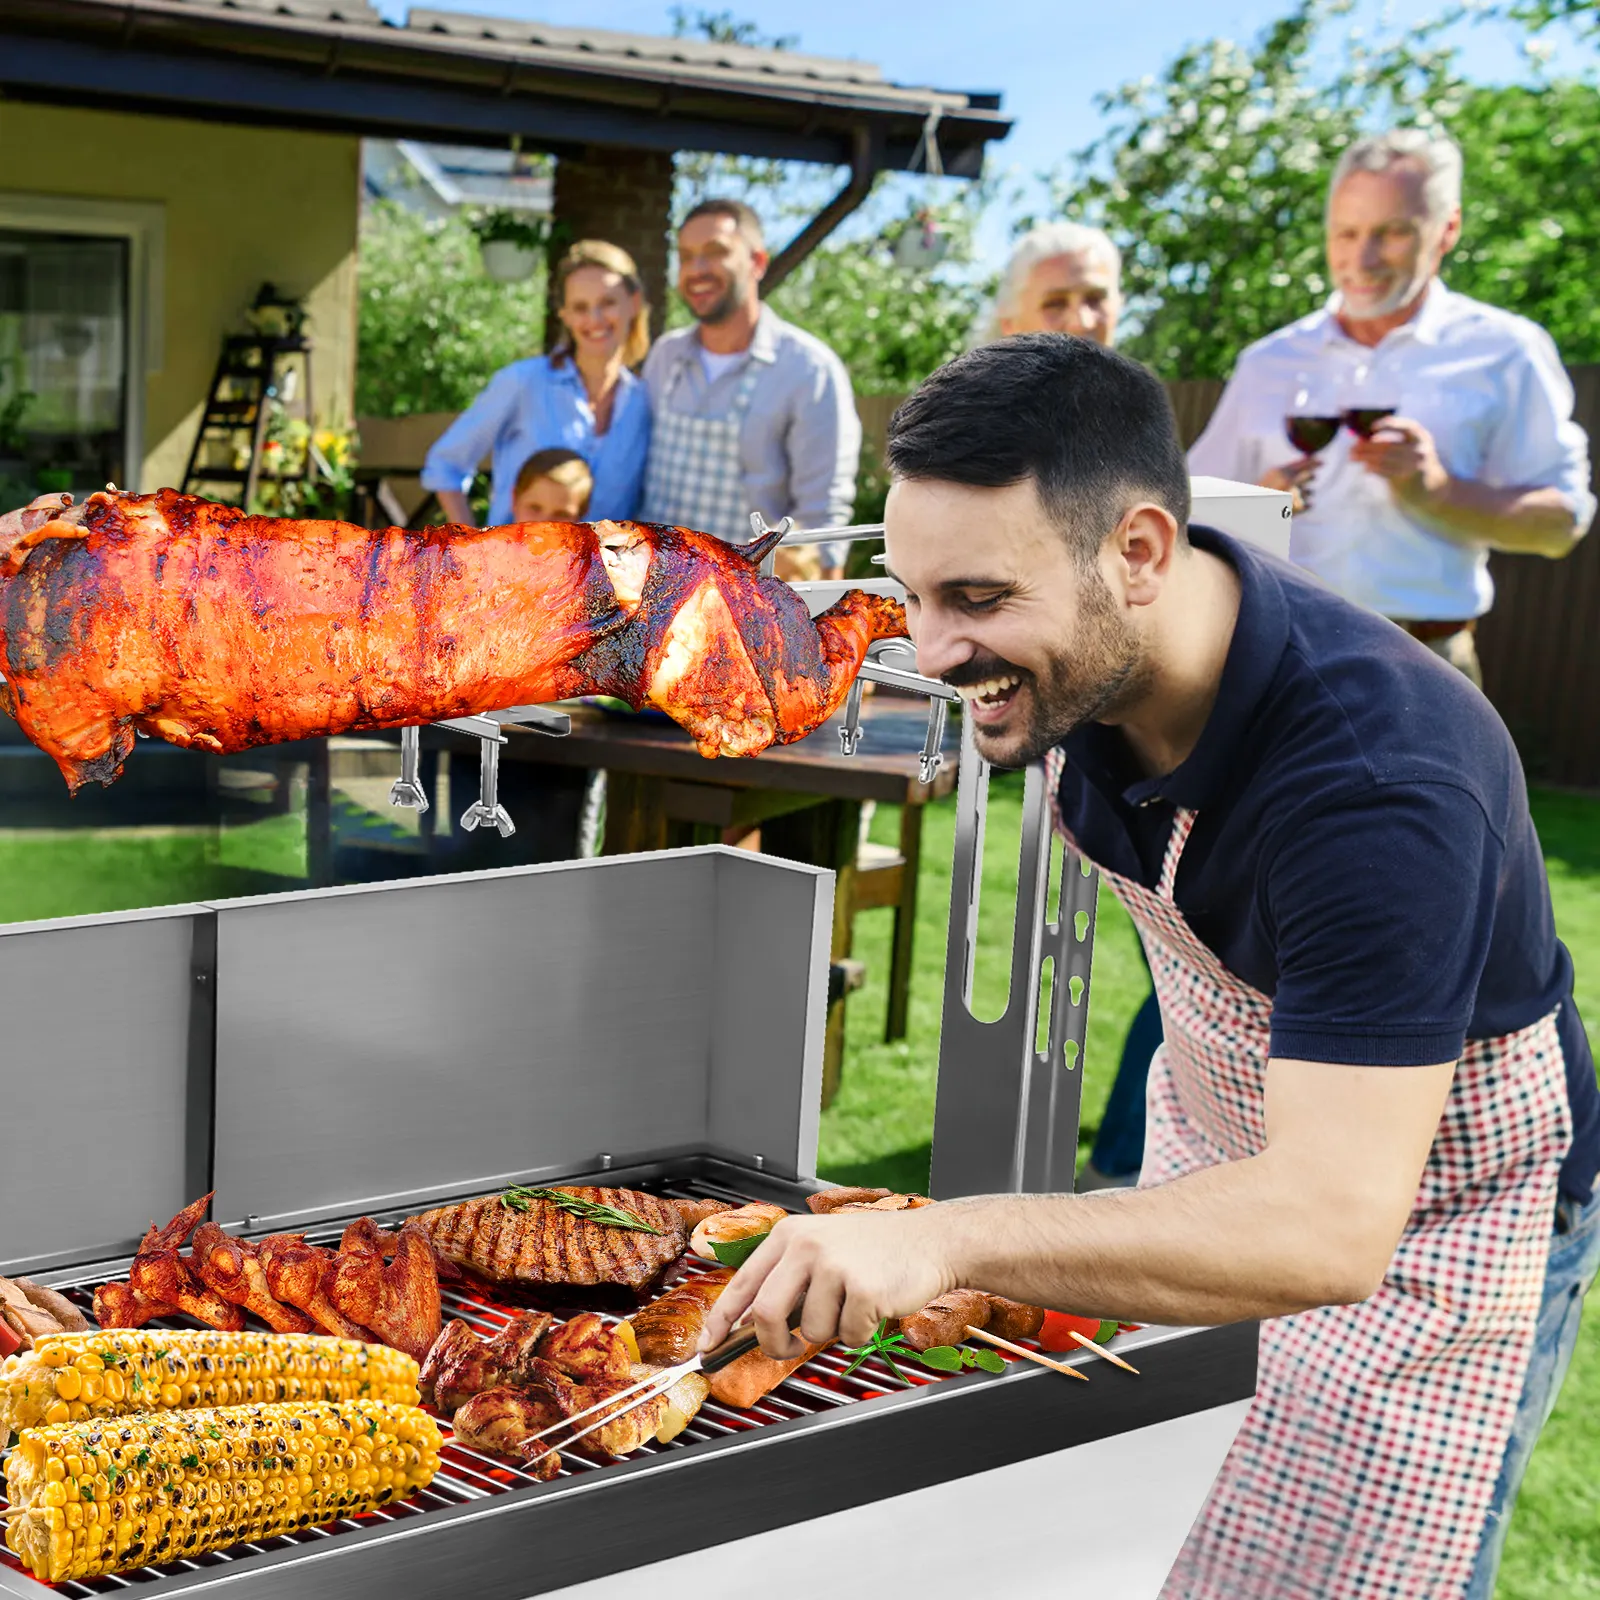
[979,220,1123,346]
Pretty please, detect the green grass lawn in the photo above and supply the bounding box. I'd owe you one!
[0,782,1595,1596]
[820,778,1600,1600]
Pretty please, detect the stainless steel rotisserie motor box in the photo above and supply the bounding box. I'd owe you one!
[0,830,1256,1598]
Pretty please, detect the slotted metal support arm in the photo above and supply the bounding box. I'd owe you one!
[929,713,1101,1199]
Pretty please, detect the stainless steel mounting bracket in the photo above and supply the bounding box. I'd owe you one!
[929,712,1101,1198]
[391,705,574,834]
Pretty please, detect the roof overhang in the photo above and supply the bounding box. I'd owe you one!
[0,0,1010,175]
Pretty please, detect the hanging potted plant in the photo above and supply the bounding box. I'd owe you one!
[471,209,553,283]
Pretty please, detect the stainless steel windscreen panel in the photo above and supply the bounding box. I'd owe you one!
[0,904,209,1275]
[209,848,831,1230]
[706,850,832,1180]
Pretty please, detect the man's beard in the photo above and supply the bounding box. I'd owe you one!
[692,274,749,326]
[950,567,1149,770]
[1339,262,1432,322]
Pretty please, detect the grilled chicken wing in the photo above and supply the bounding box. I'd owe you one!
[255,1235,373,1342]
[325,1221,442,1362]
[188,1223,315,1334]
[125,1196,244,1332]
[92,1281,175,1329]
[0,490,907,793]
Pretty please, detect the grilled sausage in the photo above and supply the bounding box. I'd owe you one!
[893,1290,993,1352]
[806,1187,891,1213]
[982,1294,1045,1342]
[708,1340,827,1409]
[627,1270,732,1366]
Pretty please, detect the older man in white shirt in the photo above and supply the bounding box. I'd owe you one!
[1189,128,1594,684]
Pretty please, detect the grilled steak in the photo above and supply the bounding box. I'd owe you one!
[411,1189,728,1293]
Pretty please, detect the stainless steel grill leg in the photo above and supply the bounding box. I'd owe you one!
[929,713,1100,1198]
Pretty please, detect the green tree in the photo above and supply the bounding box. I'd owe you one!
[1042,0,1468,379]
[1440,76,1600,356]
[356,200,547,417]
[1044,0,1600,378]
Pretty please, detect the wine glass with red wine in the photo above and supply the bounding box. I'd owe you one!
[1343,406,1397,438]
[1284,375,1342,458]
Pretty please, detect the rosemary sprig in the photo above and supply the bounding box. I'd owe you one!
[840,1320,914,1385]
[840,1320,1007,1385]
[498,1186,662,1234]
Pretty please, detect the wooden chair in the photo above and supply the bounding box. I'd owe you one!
[848,804,923,1041]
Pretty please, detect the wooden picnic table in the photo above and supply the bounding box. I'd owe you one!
[453,694,958,1105]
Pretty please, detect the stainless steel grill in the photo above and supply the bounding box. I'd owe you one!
[0,1163,1060,1598]
[0,815,1256,1598]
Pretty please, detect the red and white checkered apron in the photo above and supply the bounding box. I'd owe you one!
[1045,754,1572,1598]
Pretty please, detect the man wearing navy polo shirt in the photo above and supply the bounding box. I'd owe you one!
[700,335,1600,1599]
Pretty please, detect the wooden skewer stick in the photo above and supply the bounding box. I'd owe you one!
[1067,1329,1141,1374]
[964,1324,1088,1381]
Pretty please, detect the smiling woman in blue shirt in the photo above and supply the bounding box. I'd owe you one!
[421,239,653,527]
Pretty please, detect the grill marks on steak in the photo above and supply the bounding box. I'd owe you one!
[414,1189,724,1290]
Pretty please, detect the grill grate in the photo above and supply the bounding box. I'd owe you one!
[1,1174,1017,1596]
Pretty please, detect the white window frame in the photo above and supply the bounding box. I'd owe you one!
[0,192,166,492]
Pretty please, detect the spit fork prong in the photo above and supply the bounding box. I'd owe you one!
[839,674,866,756]
[919,695,948,785]
[459,731,515,837]
[389,724,430,812]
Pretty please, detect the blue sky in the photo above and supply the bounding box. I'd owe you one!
[375,0,1595,263]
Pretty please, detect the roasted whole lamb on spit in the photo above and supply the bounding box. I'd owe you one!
[0,489,908,792]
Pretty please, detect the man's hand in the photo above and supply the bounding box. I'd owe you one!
[1349,417,1580,555]
[1259,459,1317,514]
[698,1209,955,1360]
[1350,416,1450,500]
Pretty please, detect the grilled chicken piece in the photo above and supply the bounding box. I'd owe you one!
[255,1235,373,1341]
[419,1314,556,1412]
[536,1312,633,1386]
[92,1281,175,1329]
[628,1270,733,1366]
[10,1280,90,1333]
[188,1223,315,1334]
[0,1278,92,1347]
[325,1220,442,1362]
[0,490,908,794]
[127,1196,244,1332]
[413,1189,725,1292]
[453,1386,568,1475]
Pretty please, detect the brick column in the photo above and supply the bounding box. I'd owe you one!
[548,145,675,347]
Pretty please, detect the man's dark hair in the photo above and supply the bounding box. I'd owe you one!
[680,197,766,251]
[886,334,1191,559]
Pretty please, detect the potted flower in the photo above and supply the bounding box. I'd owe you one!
[470,210,553,283]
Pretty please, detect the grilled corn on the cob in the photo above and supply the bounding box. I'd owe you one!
[4,1398,441,1584]
[0,1330,419,1435]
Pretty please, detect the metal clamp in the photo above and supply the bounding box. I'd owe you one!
[751,511,795,578]
[388,705,571,831]
[458,726,515,838]
[389,725,429,812]
[838,675,866,756]
[918,695,948,785]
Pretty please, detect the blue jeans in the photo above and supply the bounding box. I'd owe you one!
[1090,938,1164,1179]
[1464,1185,1600,1597]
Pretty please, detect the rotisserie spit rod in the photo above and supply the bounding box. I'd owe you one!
[0,490,908,793]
